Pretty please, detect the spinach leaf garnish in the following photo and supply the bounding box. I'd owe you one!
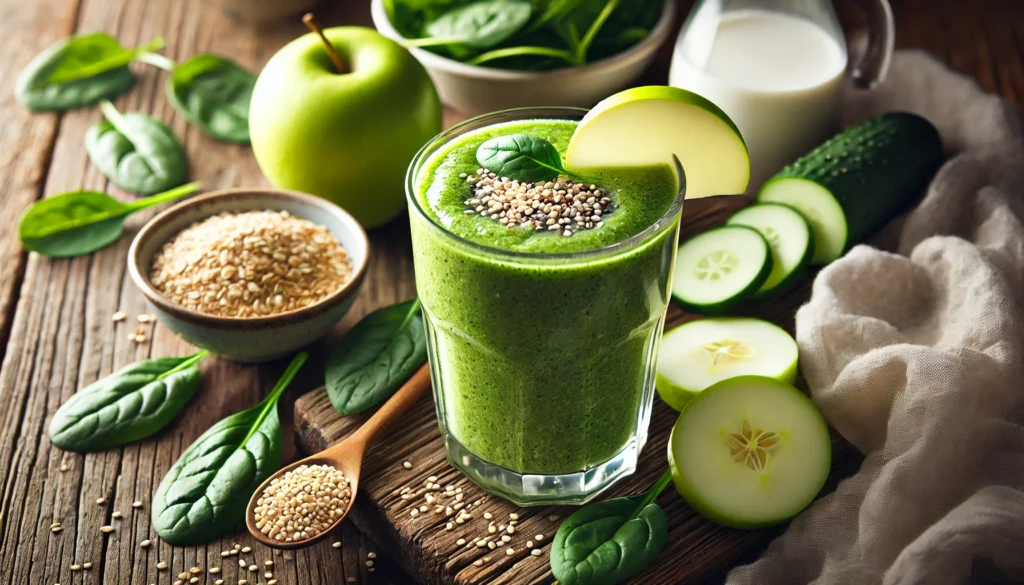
[476,133,591,183]
[85,100,189,195]
[550,469,672,585]
[152,352,307,546]
[326,299,427,415]
[18,182,200,258]
[165,54,256,144]
[49,351,208,452]
[15,33,163,111]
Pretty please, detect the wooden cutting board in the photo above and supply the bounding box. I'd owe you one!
[295,197,861,585]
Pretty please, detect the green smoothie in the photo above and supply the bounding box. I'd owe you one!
[410,118,682,478]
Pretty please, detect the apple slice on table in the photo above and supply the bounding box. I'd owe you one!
[566,86,749,199]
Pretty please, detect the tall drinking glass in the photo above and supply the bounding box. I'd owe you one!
[406,108,684,505]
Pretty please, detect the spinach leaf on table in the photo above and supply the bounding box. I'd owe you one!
[49,351,208,452]
[85,100,189,195]
[326,299,427,415]
[152,352,308,546]
[14,33,154,111]
[18,182,200,258]
[550,469,672,585]
[476,133,592,183]
[166,54,256,144]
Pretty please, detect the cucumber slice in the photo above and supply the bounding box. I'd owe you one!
[759,112,943,265]
[656,317,798,411]
[668,376,831,529]
[757,178,846,265]
[671,225,772,315]
[726,203,814,298]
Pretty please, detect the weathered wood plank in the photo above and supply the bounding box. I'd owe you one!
[0,1,412,585]
[0,0,82,363]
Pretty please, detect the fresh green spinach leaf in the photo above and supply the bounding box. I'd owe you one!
[85,100,189,195]
[48,35,165,84]
[49,351,208,452]
[326,299,427,415]
[18,182,200,258]
[476,133,589,182]
[15,34,140,111]
[550,469,672,585]
[152,351,307,546]
[390,0,663,71]
[411,0,532,48]
[166,54,256,144]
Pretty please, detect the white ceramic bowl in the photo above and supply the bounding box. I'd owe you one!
[128,189,370,363]
[371,0,676,116]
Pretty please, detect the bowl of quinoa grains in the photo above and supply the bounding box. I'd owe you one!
[128,188,369,362]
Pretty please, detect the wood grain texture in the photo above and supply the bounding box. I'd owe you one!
[0,1,1022,585]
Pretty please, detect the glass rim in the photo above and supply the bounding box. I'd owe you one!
[404,106,686,263]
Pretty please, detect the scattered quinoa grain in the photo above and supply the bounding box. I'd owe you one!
[241,547,252,553]
[96,497,106,505]
[132,501,143,508]
[157,562,168,570]
[332,542,342,549]
[506,548,515,556]
[112,311,126,322]
[83,563,92,569]
[100,525,114,533]
[112,511,122,519]
[531,549,543,556]
[402,461,413,469]
[140,540,151,548]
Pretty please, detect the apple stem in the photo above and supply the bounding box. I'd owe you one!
[303,13,349,74]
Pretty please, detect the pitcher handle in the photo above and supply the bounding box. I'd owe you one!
[850,0,894,89]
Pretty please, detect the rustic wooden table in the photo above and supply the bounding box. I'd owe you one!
[0,1,1021,584]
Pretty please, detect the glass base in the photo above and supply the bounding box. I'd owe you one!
[442,432,646,507]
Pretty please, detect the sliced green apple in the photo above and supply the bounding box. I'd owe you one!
[668,375,831,529]
[566,86,749,199]
[656,317,798,411]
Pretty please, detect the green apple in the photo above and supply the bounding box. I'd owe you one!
[656,317,798,411]
[250,26,442,228]
[668,375,831,529]
[566,86,749,200]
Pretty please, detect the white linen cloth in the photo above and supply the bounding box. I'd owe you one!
[727,51,1024,585]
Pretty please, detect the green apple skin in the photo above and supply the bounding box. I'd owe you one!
[250,27,442,228]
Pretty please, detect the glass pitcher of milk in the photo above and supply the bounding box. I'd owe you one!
[669,0,894,192]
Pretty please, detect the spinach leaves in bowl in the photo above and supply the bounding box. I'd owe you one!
[383,0,666,70]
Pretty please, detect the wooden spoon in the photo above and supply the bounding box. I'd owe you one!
[246,363,432,549]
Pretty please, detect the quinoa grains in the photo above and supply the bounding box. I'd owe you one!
[150,210,352,318]
[252,464,352,542]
